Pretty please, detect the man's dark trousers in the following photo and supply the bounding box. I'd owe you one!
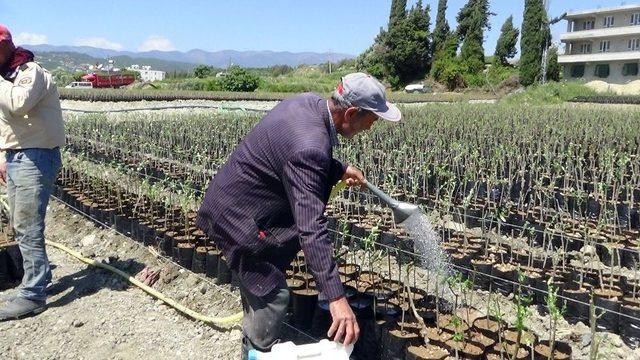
[236,271,289,360]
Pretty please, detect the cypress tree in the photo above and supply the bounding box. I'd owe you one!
[457,0,493,39]
[546,46,561,82]
[409,0,432,73]
[494,15,520,65]
[432,0,450,54]
[458,0,492,73]
[520,0,549,85]
[389,0,408,30]
[382,0,431,86]
[430,33,464,90]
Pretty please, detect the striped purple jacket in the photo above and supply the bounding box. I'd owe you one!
[196,93,346,301]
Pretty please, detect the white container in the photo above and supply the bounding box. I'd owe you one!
[248,339,354,360]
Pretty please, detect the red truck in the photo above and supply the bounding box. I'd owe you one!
[81,73,135,88]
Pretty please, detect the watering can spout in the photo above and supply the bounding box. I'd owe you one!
[365,182,424,224]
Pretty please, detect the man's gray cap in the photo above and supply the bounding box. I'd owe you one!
[339,72,401,122]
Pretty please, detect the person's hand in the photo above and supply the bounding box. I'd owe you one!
[0,162,6,186]
[342,165,365,188]
[327,296,360,346]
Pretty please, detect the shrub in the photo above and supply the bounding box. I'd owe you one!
[193,65,213,79]
[270,65,293,77]
[501,81,597,105]
[219,66,260,92]
[431,56,465,91]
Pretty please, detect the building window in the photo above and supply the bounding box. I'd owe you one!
[594,64,610,78]
[579,43,592,54]
[632,13,640,25]
[623,63,639,76]
[582,20,594,30]
[629,39,640,51]
[571,65,585,78]
[603,16,615,28]
[599,40,611,52]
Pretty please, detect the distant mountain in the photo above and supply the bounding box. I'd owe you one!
[35,51,198,73]
[25,44,354,69]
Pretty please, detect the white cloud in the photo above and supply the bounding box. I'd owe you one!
[137,35,175,52]
[73,37,123,51]
[14,32,48,45]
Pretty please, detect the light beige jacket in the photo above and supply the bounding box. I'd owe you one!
[0,61,66,155]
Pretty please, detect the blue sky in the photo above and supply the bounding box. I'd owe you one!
[3,0,625,55]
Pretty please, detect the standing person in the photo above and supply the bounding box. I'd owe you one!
[196,72,401,357]
[0,24,65,320]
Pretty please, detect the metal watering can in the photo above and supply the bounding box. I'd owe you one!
[364,182,424,225]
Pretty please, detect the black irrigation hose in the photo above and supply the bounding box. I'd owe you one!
[327,228,640,323]
[61,105,270,114]
[48,194,319,342]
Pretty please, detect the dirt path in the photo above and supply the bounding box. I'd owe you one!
[0,201,244,360]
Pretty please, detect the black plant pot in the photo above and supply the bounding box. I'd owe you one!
[381,327,420,360]
[310,300,332,339]
[141,222,156,246]
[291,288,319,330]
[114,213,131,236]
[350,293,375,320]
[533,339,572,360]
[622,247,640,270]
[594,290,622,332]
[217,256,232,284]
[177,243,194,269]
[191,246,207,274]
[490,265,515,296]
[205,249,221,279]
[621,299,640,345]
[563,286,590,323]
[471,258,492,291]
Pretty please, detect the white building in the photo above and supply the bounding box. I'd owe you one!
[128,65,166,82]
[560,4,640,84]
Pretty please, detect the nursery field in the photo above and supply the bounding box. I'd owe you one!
[54,102,640,359]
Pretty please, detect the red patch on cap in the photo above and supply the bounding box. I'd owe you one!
[337,83,344,95]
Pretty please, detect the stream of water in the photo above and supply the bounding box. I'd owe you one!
[402,211,452,276]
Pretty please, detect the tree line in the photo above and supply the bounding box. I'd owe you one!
[356,0,560,90]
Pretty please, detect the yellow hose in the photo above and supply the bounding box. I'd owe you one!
[0,195,242,325]
[329,180,346,200]
[44,239,243,325]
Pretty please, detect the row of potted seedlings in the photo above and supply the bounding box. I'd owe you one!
[54,156,236,286]
[59,146,640,356]
[63,108,640,278]
[327,188,640,348]
[286,224,577,360]
[57,152,583,358]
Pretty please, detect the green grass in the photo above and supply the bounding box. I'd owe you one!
[500,81,599,105]
[258,66,348,93]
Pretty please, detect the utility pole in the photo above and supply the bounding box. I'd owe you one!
[541,0,567,83]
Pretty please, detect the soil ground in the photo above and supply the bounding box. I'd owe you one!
[0,200,246,359]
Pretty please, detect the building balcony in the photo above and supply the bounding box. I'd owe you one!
[561,26,640,41]
[566,4,640,19]
[558,51,640,64]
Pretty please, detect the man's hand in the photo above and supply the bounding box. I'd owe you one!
[342,165,365,187]
[0,162,6,186]
[327,296,360,346]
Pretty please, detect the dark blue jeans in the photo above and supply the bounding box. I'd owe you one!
[6,148,61,301]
